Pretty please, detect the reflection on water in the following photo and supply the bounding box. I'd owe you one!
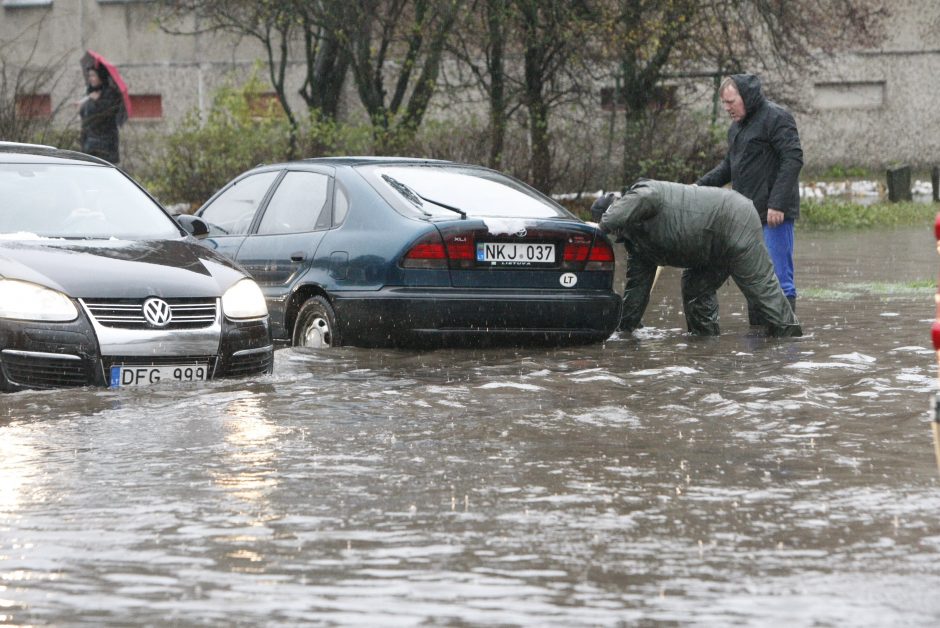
[215,394,279,503]
[0,431,37,515]
[1,227,940,624]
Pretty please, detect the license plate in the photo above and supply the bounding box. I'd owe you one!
[109,364,208,388]
[476,242,555,265]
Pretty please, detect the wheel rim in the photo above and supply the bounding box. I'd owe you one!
[301,315,332,348]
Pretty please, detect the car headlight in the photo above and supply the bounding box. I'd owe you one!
[0,279,78,322]
[221,279,268,320]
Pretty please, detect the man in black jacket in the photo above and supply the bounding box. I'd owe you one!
[600,179,801,338]
[697,74,802,322]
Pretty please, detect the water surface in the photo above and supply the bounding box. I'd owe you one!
[2,227,939,625]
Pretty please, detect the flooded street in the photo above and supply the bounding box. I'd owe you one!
[3,226,940,626]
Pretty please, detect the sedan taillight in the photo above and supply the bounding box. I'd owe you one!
[402,231,477,269]
[402,233,448,269]
[563,234,615,271]
[585,237,615,271]
[563,235,592,263]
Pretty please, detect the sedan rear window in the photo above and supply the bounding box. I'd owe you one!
[361,165,571,220]
[0,163,181,240]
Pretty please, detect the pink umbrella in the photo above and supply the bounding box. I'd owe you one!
[80,50,132,120]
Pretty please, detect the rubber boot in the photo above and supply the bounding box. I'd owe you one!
[747,300,765,326]
[787,295,796,313]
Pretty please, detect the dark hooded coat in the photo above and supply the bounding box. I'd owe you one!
[79,77,122,164]
[600,179,801,337]
[697,74,802,224]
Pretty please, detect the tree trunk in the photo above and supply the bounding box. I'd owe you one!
[486,0,506,169]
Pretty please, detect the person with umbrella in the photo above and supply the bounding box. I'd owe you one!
[78,52,128,164]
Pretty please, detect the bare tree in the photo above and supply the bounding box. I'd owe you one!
[334,0,462,151]
[0,14,71,144]
[448,1,597,191]
[601,0,889,183]
[447,0,518,170]
[514,0,595,192]
[157,0,350,157]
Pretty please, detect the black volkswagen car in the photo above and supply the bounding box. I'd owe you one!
[0,142,273,392]
[195,157,621,348]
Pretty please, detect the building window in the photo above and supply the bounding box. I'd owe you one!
[247,92,283,118]
[814,81,885,110]
[129,94,162,119]
[15,94,51,119]
[2,0,53,7]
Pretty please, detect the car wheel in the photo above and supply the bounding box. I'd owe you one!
[292,295,340,348]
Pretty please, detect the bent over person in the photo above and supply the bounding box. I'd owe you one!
[600,179,801,337]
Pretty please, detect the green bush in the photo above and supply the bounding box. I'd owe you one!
[819,164,870,179]
[798,199,938,230]
[139,76,293,209]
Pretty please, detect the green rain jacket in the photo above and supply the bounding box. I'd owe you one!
[600,179,801,336]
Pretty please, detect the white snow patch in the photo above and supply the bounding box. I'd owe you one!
[482,218,532,235]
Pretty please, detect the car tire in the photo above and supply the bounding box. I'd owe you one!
[292,295,340,348]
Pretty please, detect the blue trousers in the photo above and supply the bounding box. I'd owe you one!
[763,220,796,298]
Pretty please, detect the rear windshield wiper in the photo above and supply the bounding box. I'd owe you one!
[382,174,466,220]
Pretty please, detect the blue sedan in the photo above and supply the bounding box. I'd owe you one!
[193,158,621,348]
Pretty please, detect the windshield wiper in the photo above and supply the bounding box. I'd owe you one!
[382,174,466,220]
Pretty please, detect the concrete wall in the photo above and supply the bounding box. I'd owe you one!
[0,0,315,154]
[795,0,940,173]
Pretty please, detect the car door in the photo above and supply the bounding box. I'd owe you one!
[197,170,281,260]
[233,169,333,339]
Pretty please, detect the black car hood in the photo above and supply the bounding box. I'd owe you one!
[0,238,247,298]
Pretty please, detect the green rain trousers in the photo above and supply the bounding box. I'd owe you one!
[600,180,802,337]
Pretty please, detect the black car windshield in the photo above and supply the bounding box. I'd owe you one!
[364,165,571,219]
[0,163,181,240]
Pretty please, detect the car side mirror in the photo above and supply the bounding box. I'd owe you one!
[176,214,209,239]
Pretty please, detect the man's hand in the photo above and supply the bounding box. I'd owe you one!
[767,208,785,227]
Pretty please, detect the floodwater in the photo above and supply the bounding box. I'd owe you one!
[2,226,940,626]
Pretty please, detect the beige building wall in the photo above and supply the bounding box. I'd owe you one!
[0,0,315,163]
[798,0,940,172]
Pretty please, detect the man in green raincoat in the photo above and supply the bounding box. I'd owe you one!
[599,179,801,337]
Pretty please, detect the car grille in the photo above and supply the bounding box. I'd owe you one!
[223,349,273,377]
[1,350,90,389]
[83,298,218,329]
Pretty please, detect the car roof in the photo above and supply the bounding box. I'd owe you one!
[246,156,465,172]
[0,141,112,166]
[303,156,457,167]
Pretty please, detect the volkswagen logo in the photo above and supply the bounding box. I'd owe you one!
[515,228,527,238]
[142,298,173,327]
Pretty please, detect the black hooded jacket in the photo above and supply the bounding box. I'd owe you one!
[697,74,803,224]
[79,80,122,164]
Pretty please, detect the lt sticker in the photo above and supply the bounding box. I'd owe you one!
[560,272,578,288]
